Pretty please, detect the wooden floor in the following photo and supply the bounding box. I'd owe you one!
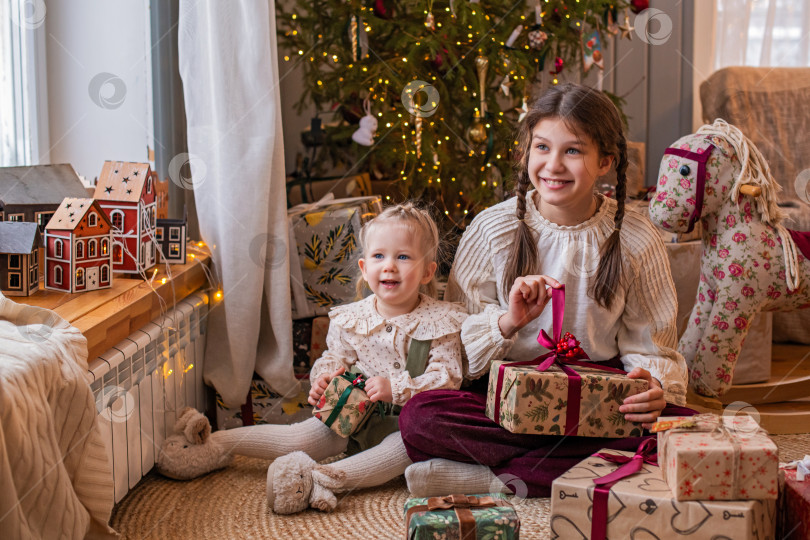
[687,342,810,434]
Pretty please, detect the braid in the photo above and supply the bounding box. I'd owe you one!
[502,170,538,298]
[591,134,628,310]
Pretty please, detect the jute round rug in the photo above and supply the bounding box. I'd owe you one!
[111,435,806,539]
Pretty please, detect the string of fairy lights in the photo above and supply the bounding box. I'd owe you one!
[278,0,631,228]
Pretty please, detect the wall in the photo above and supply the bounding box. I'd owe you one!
[44,0,153,183]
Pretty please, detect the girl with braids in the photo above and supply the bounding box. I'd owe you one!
[399,83,693,498]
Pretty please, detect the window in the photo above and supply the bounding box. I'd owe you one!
[35,211,53,230]
[8,213,24,222]
[32,249,37,264]
[54,239,63,258]
[155,226,163,241]
[8,272,21,290]
[169,226,181,241]
[88,212,97,227]
[88,239,97,258]
[0,211,4,220]
[113,243,123,264]
[101,238,108,256]
[75,267,84,287]
[151,206,156,227]
[29,267,36,286]
[169,243,180,258]
[101,264,109,283]
[76,240,84,259]
[111,210,124,231]
[54,266,62,285]
[8,254,20,269]
[147,177,152,193]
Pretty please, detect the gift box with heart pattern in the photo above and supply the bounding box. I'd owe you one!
[550,449,776,539]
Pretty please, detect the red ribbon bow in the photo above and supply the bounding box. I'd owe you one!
[493,286,626,436]
[590,439,658,540]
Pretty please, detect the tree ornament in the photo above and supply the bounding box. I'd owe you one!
[467,56,489,145]
[414,115,423,158]
[516,96,529,123]
[351,99,377,146]
[618,10,634,40]
[549,56,564,76]
[372,0,393,19]
[425,11,435,31]
[528,28,548,50]
[581,30,604,74]
[630,0,649,14]
[604,9,619,35]
[348,16,369,61]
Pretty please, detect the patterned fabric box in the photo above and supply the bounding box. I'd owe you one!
[550,449,777,539]
[288,196,382,319]
[312,372,375,437]
[657,415,779,501]
[779,468,810,539]
[485,359,647,438]
[216,377,312,429]
[404,493,519,540]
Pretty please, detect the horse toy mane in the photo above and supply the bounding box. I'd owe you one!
[649,119,810,397]
[696,119,785,225]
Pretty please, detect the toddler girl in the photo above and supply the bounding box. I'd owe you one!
[399,83,695,498]
[265,202,466,513]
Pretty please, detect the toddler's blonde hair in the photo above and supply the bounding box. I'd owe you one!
[356,202,440,299]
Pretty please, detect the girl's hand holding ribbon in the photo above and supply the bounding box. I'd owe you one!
[619,367,666,429]
[499,275,563,338]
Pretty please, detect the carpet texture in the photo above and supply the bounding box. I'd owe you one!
[110,434,807,539]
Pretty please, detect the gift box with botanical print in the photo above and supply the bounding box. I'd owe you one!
[655,415,779,501]
[312,372,375,437]
[404,493,520,540]
[288,196,382,319]
[485,286,647,438]
[550,441,777,540]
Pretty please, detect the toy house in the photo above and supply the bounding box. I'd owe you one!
[44,198,113,293]
[155,207,187,264]
[0,221,41,296]
[93,161,158,274]
[0,164,92,231]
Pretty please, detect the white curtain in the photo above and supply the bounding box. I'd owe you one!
[715,0,810,69]
[178,0,299,406]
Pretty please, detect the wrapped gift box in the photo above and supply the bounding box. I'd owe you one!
[550,448,777,539]
[485,359,647,438]
[779,468,810,539]
[404,493,520,540]
[309,316,330,364]
[656,415,779,501]
[216,377,312,429]
[312,372,375,437]
[288,195,382,319]
[292,318,313,376]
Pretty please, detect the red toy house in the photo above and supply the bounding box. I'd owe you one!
[93,161,157,274]
[44,198,113,293]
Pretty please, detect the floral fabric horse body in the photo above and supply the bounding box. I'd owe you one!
[649,120,810,397]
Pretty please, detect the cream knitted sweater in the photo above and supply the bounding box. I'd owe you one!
[446,191,688,406]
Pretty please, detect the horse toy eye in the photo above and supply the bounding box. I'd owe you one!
[679,165,691,176]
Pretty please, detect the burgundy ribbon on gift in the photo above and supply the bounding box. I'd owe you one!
[493,285,627,436]
[590,439,658,540]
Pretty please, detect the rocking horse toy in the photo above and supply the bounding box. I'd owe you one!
[649,119,810,398]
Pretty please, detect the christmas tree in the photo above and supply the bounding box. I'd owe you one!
[277,0,629,226]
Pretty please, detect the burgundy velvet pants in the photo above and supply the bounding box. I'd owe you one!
[399,376,696,498]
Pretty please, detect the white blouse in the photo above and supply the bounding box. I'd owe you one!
[310,294,467,406]
[446,191,688,406]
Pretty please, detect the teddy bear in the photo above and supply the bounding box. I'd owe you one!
[156,407,346,514]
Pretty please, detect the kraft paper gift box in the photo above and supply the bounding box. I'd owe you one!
[485,286,647,438]
[655,415,779,501]
[288,195,382,319]
[404,493,520,540]
[550,441,777,540]
[312,372,375,437]
[778,464,810,539]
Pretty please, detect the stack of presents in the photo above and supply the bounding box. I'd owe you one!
[0,162,188,297]
[215,187,384,428]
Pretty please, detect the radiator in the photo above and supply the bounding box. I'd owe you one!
[86,291,209,503]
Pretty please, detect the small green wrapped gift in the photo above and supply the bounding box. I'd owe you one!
[404,493,520,540]
[312,372,375,437]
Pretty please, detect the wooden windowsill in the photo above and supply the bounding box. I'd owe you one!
[12,242,212,360]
